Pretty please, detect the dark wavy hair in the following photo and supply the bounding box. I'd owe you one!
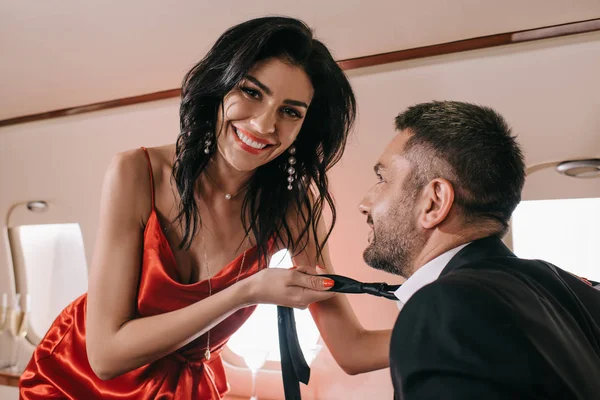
[172,16,356,267]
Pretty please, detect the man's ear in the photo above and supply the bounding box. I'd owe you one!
[417,178,455,229]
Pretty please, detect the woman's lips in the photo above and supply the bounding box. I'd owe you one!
[232,126,272,155]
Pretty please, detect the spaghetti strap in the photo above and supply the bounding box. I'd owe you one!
[140,147,156,210]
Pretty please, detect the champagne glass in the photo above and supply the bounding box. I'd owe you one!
[243,349,269,400]
[8,293,29,373]
[0,293,8,369]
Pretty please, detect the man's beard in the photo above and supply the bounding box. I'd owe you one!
[363,202,424,278]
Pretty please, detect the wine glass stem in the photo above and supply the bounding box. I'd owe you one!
[0,331,5,368]
[11,337,22,372]
[251,370,257,399]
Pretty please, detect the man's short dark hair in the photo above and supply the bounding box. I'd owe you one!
[395,101,526,234]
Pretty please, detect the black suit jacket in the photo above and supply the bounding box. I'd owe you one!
[390,236,600,399]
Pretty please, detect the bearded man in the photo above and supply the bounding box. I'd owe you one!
[358,101,600,400]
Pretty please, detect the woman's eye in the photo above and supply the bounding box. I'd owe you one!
[241,87,261,99]
[282,107,302,119]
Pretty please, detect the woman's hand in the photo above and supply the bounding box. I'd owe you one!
[242,267,335,309]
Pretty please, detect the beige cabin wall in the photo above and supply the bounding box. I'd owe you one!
[1,31,599,398]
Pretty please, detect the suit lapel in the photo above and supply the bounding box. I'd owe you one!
[441,235,516,276]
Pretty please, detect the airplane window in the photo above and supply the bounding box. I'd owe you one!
[226,249,322,369]
[7,223,88,345]
[512,197,600,281]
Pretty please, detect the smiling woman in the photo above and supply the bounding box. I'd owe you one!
[216,58,313,168]
[17,16,391,400]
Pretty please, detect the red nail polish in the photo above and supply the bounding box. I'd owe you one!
[323,278,334,288]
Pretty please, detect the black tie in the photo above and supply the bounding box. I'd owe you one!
[278,274,401,399]
[319,274,401,300]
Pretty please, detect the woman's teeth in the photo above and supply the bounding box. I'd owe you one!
[235,128,267,150]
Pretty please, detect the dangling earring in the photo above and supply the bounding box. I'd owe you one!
[204,135,212,154]
[286,145,297,190]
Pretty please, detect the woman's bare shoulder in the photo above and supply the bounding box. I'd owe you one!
[135,144,176,169]
[138,144,177,192]
[145,144,176,162]
[105,147,150,187]
[101,144,175,225]
[100,147,157,225]
[112,144,174,183]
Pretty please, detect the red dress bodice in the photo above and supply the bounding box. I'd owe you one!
[20,148,268,399]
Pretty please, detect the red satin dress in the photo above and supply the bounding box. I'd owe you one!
[20,147,269,399]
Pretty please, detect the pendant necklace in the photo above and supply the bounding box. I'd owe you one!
[201,225,250,360]
[204,170,249,201]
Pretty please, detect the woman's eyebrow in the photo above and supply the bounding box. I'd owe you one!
[246,75,309,109]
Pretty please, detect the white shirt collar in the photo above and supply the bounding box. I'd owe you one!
[394,242,470,311]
